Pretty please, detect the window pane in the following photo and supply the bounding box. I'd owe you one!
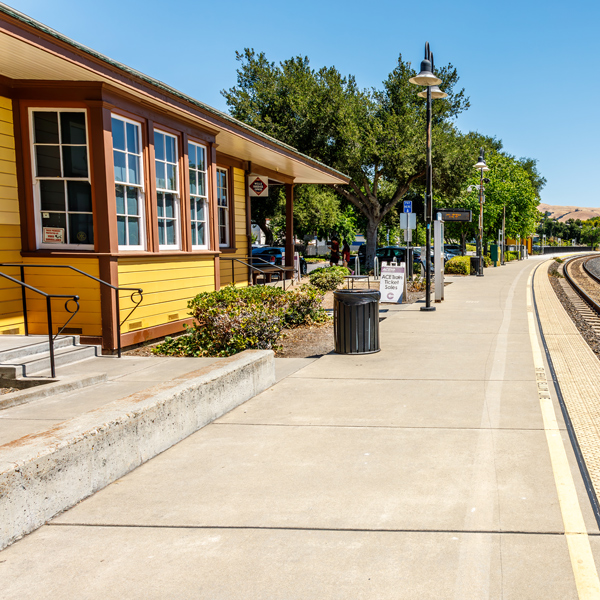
[189,171,197,196]
[111,118,126,151]
[197,202,205,221]
[126,122,138,154]
[68,213,94,245]
[115,184,125,215]
[40,180,65,211]
[127,154,139,185]
[126,186,138,215]
[34,112,59,144]
[36,145,61,177]
[166,164,176,190]
[158,221,165,246]
[128,218,140,246]
[219,225,227,246]
[190,200,196,221]
[113,150,127,182]
[197,222,205,246]
[198,172,205,196]
[166,219,175,245]
[164,194,174,218]
[191,225,197,247]
[42,212,67,236]
[219,208,227,227]
[67,181,93,212]
[197,146,205,171]
[188,145,196,170]
[61,112,87,145]
[156,162,165,189]
[165,136,176,163]
[157,192,164,217]
[154,132,165,161]
[117,216,126,245]
[63,146,88,178]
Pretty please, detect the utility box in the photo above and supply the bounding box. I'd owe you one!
[490,244,499,267]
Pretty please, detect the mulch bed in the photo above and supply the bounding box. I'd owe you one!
[125,280,426,360]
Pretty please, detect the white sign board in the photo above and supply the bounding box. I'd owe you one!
[400,213,417,229]
[248,174,269,197]
[381,263,405,304]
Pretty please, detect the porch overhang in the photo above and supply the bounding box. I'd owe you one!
[0,3,350,186]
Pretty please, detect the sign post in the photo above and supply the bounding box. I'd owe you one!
[400,212,416,279]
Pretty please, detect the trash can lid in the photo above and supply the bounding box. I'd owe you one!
[333,289,381,305]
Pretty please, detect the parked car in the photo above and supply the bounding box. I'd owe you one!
[349,245,413,271]
[250,246,307,275]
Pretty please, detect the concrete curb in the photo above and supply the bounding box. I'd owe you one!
[0,349,275,550]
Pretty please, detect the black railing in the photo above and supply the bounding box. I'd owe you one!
[0,264,143,358]
[220,256,293,291]
[0,270,79,378]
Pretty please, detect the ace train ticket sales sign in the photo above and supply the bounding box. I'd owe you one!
[380,263,406,304]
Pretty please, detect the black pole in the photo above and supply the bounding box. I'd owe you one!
[20,265,28,336]
[116,291,122,358]
[46,296,55,378]
[421,85,435,311]
[477,165,484,276]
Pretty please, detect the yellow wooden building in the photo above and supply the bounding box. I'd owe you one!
[0,5,347,352]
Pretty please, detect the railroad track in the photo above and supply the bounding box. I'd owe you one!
[561,254,600,334]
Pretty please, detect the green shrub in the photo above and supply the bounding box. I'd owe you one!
[505,251,518,262]
[153,284,329,357]
[466,244,476,252]
[308,266,349,291]
[445,256,471,275]
[483,255,492,267]
[304,257,327,264]
[554,257,564,264]
[285,284,328,326]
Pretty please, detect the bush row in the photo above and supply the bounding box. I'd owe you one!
[308,266,350,291]
[153,284,328,357]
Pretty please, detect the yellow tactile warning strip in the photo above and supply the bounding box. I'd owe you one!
[530,263,600,598]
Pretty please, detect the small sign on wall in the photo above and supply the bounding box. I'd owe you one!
[43,227,65,243]
[248,174,269,197]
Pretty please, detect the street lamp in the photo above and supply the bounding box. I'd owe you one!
[473,148,489,276]
[409,42,447,311]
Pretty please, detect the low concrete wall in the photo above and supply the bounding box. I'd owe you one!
[0,350,275,550]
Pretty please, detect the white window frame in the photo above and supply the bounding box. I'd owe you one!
[217,167,230,248]
[154,129,181,250]
[29,108,94,249]
[112,114,146,251]
[188,141,209,250]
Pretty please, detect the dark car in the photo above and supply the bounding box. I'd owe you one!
[251,246,307,275]
[350,245,413,271]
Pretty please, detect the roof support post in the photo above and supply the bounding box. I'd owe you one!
[285,183,294,280]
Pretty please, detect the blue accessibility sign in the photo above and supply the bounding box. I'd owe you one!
[403,200,412,213]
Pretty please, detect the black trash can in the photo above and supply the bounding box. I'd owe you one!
[333,289,381,354]
[469,256,480,276]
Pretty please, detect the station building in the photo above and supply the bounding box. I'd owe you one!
[0,5,347,351]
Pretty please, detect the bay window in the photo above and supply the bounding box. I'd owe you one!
[188,142,209,249]
[31,109,93,247]
[216,167,229,247]
[112,116,144,249]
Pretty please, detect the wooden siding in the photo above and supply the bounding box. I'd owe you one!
[219,167,249,287]
[117,255,215,332]
[0,96,24,334]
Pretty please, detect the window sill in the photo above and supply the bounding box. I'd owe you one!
[219,247,238,254]
[20,249,221,258]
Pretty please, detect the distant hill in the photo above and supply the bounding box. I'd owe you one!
[538,203,600,223]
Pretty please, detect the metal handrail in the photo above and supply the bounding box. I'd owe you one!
[0,264,143,358]
[0,270,79,378]
[220,256,292,290]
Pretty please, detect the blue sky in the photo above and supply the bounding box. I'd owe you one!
[6,0,599,207]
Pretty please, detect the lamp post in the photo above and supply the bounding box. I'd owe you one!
[409,42,447,311]
[473,149,489,276]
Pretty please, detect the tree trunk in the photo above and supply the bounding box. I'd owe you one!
[364,220,378,270]
[256,219,274,246]
[460,231,467,256]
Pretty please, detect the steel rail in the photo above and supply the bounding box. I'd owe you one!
[563,255,600,316]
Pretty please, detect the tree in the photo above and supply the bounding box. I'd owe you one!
[222,49,470,267]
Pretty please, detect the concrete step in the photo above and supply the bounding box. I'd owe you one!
[0,344,99,378]
[0,335,80,363]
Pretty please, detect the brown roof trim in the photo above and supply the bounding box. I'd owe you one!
[0,3,350,184]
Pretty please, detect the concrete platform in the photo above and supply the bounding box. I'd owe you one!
[2,257,600,598]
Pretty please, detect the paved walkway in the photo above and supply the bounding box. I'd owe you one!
[2,257,600,598]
